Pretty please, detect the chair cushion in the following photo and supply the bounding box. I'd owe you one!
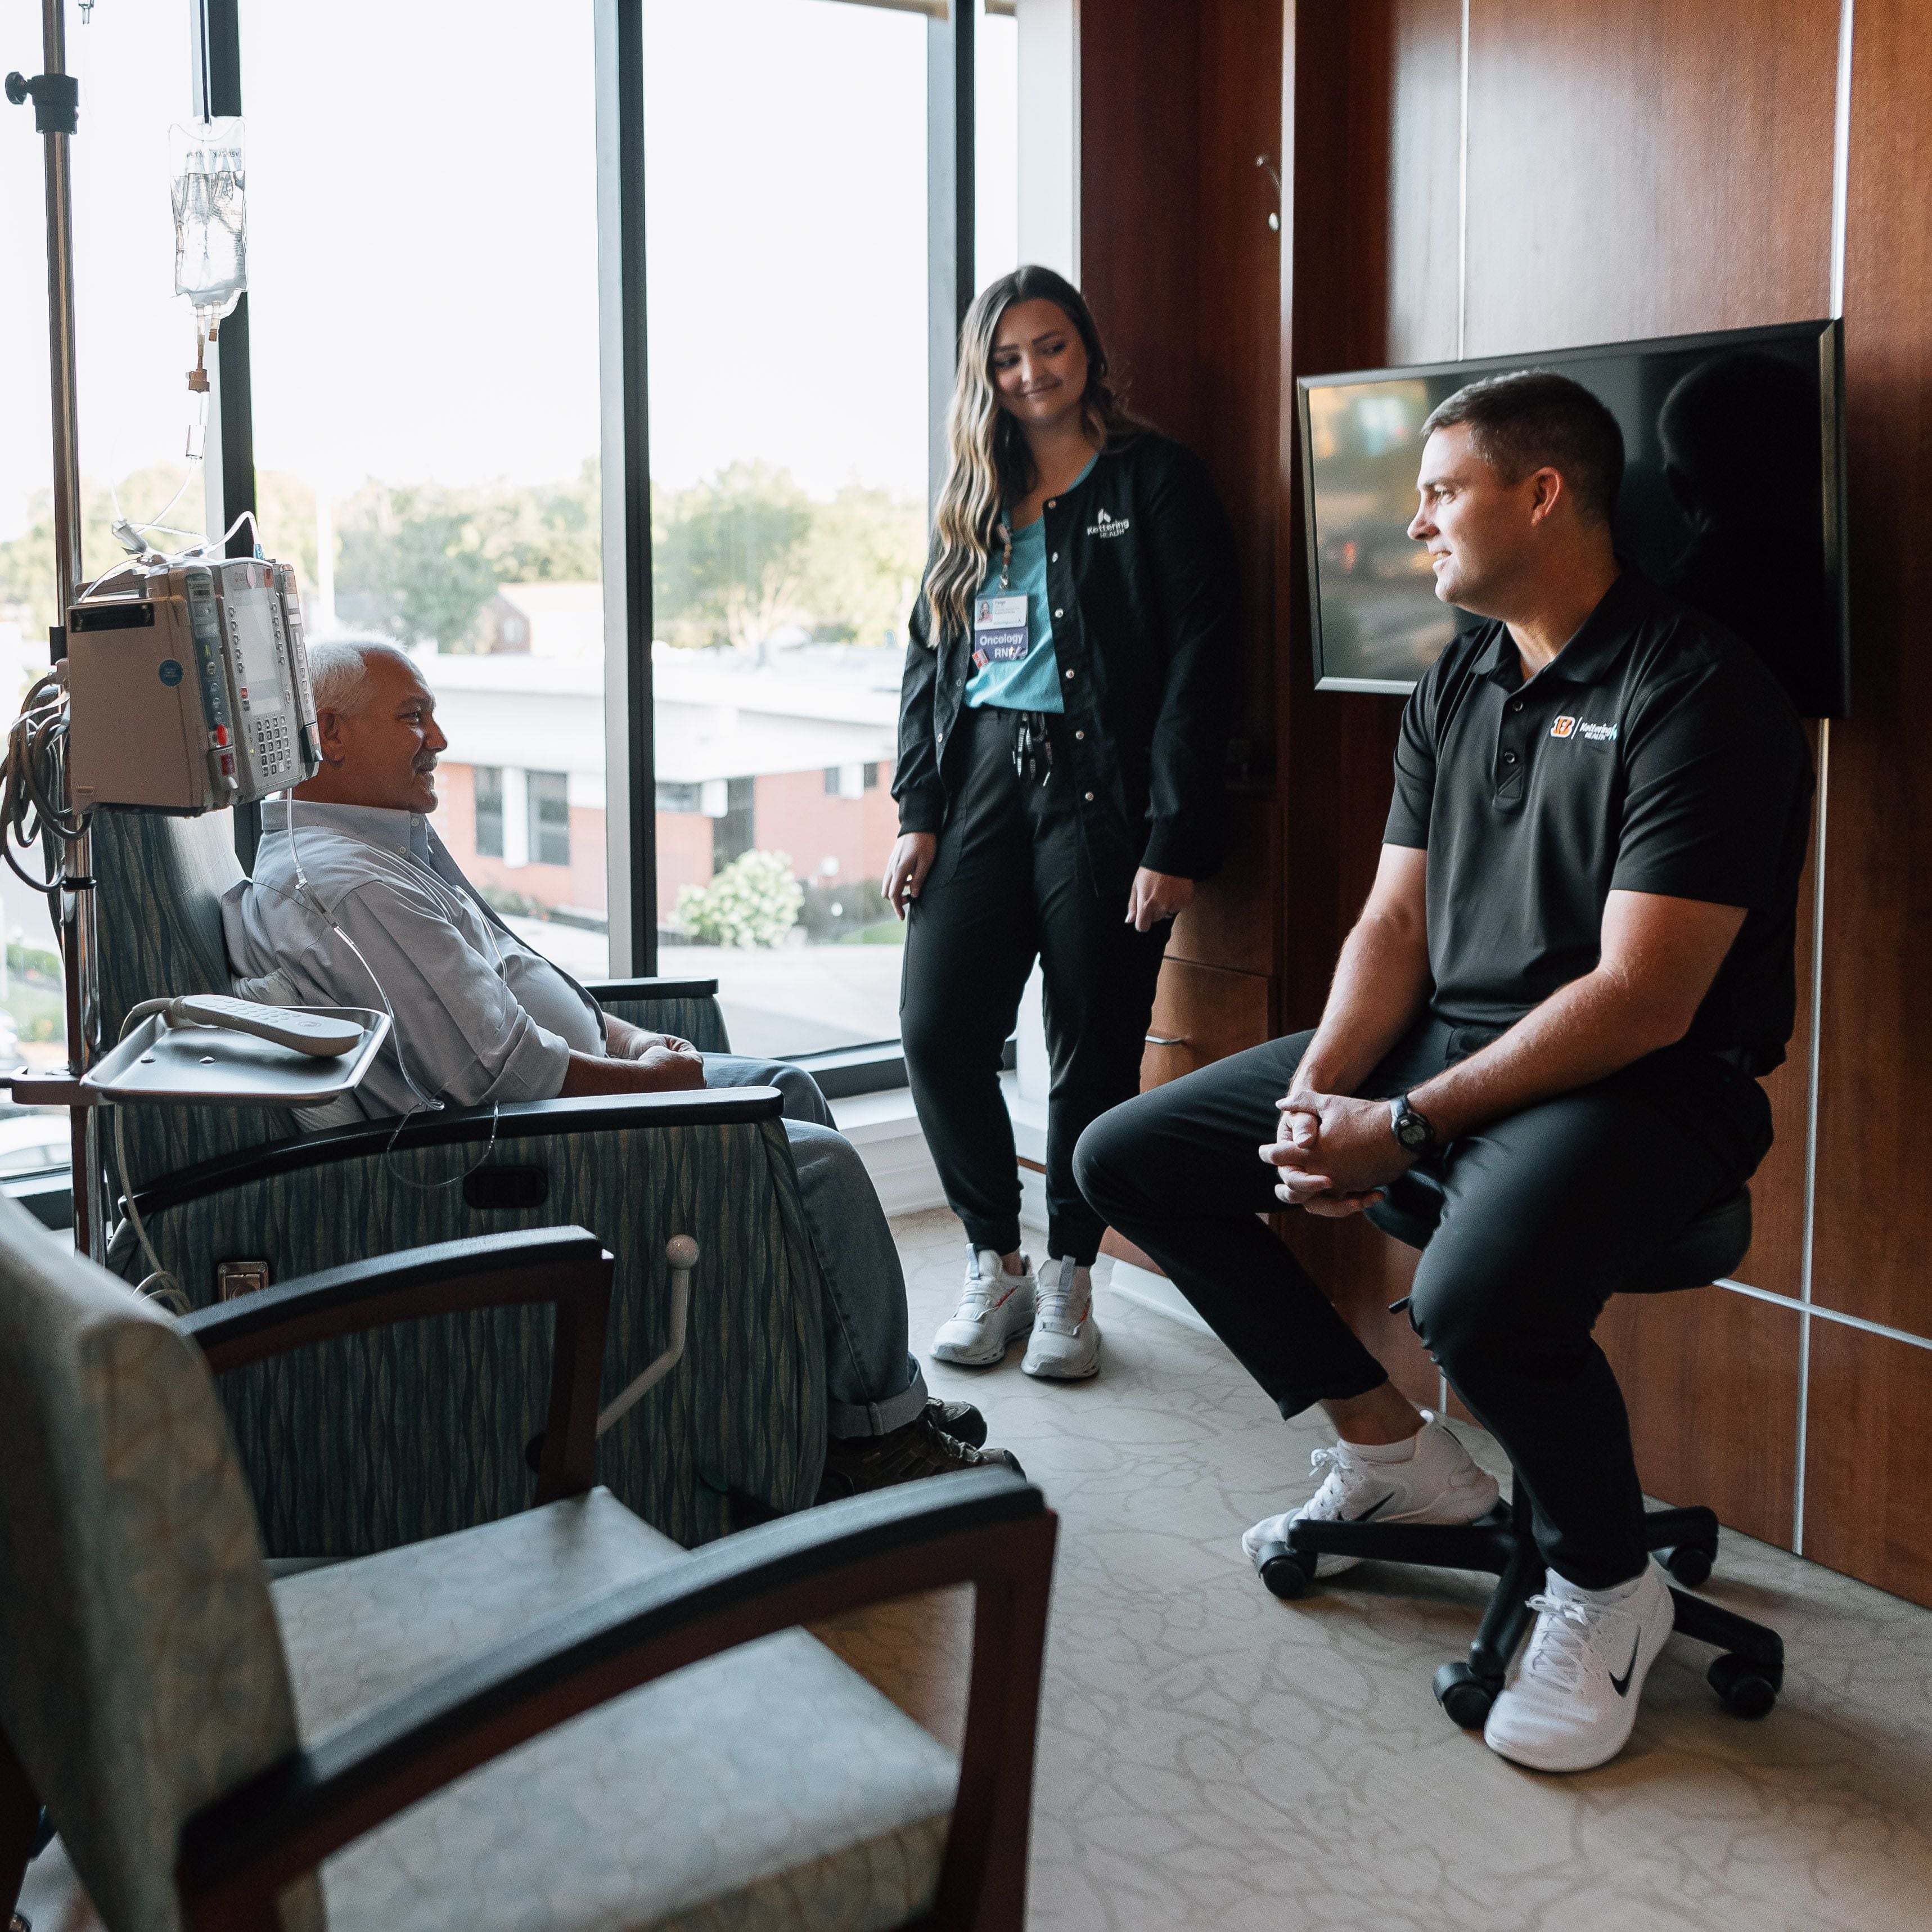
[272,1492,957,1932]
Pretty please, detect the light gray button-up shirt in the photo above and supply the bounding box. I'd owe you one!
[223,798,606,1119]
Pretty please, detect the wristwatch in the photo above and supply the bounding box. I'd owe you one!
[1388,1092,1438,1154]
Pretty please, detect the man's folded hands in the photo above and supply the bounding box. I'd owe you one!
[1259,1089,1416,1218]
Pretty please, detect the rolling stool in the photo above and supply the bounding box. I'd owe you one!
[1255,1170,1786,1730]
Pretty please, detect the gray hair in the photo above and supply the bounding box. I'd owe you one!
[305,639,418,715]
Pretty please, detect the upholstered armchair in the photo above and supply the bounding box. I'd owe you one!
[0,1199,1057,1932]
[90,808,830,1555]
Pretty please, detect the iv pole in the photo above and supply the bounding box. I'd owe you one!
[7,0,105,1261]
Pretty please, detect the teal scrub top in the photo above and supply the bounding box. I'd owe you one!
[964,453,1098,713]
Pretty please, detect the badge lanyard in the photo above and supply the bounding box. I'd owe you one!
[987,512,1048,784]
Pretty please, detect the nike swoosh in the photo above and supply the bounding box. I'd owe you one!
[1346,1494,1394,1525]
[1610,1635,1642,1697]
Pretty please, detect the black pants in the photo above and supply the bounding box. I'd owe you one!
[1074,1016,1773,1588]
[902,703,1171,1264]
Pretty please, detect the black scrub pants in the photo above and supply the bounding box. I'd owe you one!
[1074,1015,1773,1588]
[902,702,1172,1264]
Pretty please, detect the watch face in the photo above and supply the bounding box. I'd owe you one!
[1397,1113,1428,1149]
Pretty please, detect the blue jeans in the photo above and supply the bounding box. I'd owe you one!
[701,1056,927,1438]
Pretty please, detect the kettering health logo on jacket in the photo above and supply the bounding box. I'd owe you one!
[1087,506,1131,538]
[1551,715,1620,742]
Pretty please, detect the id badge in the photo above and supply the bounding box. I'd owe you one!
[972,593,1029,669]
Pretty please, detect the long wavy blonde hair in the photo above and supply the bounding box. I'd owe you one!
[924,266,1143,644]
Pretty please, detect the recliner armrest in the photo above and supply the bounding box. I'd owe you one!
[132,1085,785,1220]
[584,976,720,1002]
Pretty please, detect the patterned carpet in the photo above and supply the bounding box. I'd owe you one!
[884,1207,1932,1932]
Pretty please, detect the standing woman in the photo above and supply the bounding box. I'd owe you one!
[885,264,1237,1383]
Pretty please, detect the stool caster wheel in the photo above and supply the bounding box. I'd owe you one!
[1708,1653,1778,1718]
[1434,1661,1499,1730]
[1255,1543,1317,1600]
[1664,1541,1717,1588]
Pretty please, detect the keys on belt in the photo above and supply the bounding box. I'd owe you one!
[1012,710,1053,786]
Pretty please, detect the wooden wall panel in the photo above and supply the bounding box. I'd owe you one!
[1279,1,1399,1036]
[1196,0,1287,765]
[1803,1323,1932,1604]
[1078,1,1203,441]
[1169,795,1281,979]
[1384,0,1461,366]
[1462,0,1839,357]
[1594,1291,1802,1550]
[1140,958,1273,1092]
[1811,0,1932,1341]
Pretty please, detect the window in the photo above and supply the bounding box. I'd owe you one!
[475,767,505,858]
[642,0,954,1055]
[238,0,610,979]
[529,771,571,869]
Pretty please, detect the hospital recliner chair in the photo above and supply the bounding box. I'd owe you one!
[92,807,832,1555]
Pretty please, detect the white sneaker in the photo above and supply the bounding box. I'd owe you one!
[1484,1561,1675,1773]
[1241,1412,1499,1578]
[930,1248,1035,1366]
[1021,1258,1101,1380]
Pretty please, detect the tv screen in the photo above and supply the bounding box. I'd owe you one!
[1295,319,1848,717]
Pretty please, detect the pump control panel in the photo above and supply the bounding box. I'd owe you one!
[67,557,321,813]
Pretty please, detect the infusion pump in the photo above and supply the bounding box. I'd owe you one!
[67,558,321,813]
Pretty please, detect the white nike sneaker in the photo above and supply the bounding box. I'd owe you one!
[930,1248,1036,1366]
[1242,1412,1500,1579]
[1021,1258,1101,1380]
[1484,1561,1675,1773]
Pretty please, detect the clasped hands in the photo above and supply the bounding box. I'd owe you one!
[1260,1086,1413,1218]
[614,1025,705,1089]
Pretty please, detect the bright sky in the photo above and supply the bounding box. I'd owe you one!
[0,0,1017,539]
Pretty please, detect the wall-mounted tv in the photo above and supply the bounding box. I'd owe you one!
[1295,319,1849,718]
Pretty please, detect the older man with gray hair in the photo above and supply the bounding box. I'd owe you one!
[223,638,1017,1494]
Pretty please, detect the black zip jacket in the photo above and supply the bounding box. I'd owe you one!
[893,431,1239,886]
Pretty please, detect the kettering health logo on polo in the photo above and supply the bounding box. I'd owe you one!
[1087,506,1131,538]
[1551,715,1620,742]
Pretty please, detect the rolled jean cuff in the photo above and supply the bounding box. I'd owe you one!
[827,1358,930,1439]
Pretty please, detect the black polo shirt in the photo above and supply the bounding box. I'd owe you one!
[1384,569,1814,1072]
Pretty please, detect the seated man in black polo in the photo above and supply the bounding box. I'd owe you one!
[1074,370,1812,1774]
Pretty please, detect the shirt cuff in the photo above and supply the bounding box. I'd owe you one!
[1141,814,1222,881]
[897,783,947,837]
[471,1010,574,1106]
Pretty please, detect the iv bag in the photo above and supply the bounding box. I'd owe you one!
[170,118,247,327]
